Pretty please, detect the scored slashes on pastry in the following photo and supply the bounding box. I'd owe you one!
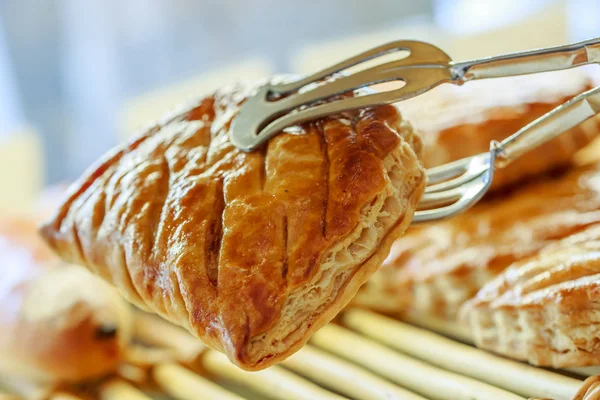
[397,68,600,190]
[355,160,600,319]
[40,80,426,370]
[461,223,600,367]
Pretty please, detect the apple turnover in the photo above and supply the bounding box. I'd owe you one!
[41,80,426,370]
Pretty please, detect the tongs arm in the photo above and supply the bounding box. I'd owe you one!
[412,84,600,223]
[453,37,600,82]
[494,84,600,168]
[230,37,600,152]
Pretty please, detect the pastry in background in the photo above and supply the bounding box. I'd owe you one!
[40,79,426,370]
[461,223,600,367]
[0,216,131,383]
[355,160,600,319]
[398,68,600,190]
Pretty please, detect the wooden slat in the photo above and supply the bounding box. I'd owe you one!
[284,344,427,400]
[402,312,600,383]
[153,363,242,400]
[49,394,86,400]
[0,377,83,400]
[402,314,472,343]
[344,309,583,400]
[133,311,205,362]
[98,379,152,400]
[202,350,347,400]
[0,376,49,400]
[311,324,524,400]
[0,394,21,400]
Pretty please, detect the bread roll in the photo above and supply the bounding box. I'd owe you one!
[0,217,131,383]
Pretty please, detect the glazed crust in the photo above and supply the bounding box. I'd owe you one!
[41,80,425,370]
[355,161,600,319]
[398,69,600,190]
[0,217,131,383]
[460,224,600,367]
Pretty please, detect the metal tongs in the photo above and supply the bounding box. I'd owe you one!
[230,38,600,222]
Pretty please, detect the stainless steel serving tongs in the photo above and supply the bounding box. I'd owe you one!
[230,38,600,222]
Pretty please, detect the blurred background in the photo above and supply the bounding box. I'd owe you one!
[0,0,598,213]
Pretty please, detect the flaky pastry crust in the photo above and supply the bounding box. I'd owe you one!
[355,161,600,319]
[398,69,600,190]
[461,224,600,367]
[41,79,425,370]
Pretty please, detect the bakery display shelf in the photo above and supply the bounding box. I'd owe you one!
[2,309,598,400]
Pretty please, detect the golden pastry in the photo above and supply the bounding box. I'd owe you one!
[40,80,426,370]
[356,161,600,319]
[461,223,600,367]
[0,217,131,383]
[398,68,600,190]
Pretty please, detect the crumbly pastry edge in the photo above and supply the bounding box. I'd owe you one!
[463,295,600,368]
[239,125,426,370]
[353,256,496,320]
[355,115,600,321]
